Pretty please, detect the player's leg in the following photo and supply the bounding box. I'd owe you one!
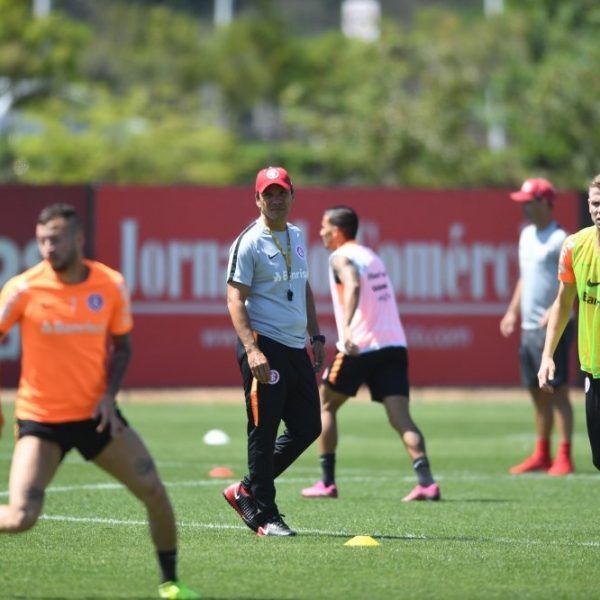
[547,321,574,475]
[383,394,426,460]
[93,427,175,549]
[584,375,600,471]
[547,385,574,475]
[92,425,198,598]
[0,435,62,532]
[92,427,185,592]
[319,384,350,455]
[273,347,321,475]
[224,337,287,534]
[301,352,359,498]
[510,329,553,473]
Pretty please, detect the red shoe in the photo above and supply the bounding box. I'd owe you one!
[547,456,574,476]
[509,454,552,474]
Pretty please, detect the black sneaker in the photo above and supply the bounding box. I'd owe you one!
[256,514,297,537]
[223,482,259,532]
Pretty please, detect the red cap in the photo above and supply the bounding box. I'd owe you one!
[255,166,292,194]
[510,178,556,202]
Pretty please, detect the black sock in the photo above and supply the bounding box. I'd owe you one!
[157,549,177,584]
[320,453,336,486]
[412,456,434,486]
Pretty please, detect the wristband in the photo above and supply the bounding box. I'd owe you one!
[310,334,326,344]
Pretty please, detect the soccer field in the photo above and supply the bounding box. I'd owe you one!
[1,393,598,599]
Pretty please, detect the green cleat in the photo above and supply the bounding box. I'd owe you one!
[158,580,200,599]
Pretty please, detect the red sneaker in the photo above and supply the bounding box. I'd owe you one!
[547,456,574,476]
[508,454,552,474]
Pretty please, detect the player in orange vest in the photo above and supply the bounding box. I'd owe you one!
[0,204,198,600]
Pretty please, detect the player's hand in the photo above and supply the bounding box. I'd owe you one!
[538,309,551,328]
[538,356,556,393]
[343,327,360,356]
[311,339,326,372]
[499,312,516,337]
[93,393,124,437]
[247,347,271,384]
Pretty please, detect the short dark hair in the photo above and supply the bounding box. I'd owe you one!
[37,203,81,229]
[325,206,359,240]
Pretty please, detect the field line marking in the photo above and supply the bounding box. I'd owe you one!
[2,471,599,498]
[38,513,600,548]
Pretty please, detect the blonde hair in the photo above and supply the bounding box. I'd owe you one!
[590,175,600,191]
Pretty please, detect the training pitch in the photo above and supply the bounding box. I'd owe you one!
[0,388,597,599]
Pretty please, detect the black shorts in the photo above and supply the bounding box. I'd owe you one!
[520,321,573,388]
[322,346,409,402]
[16,410,129,461]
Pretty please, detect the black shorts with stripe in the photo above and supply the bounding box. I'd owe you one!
[16,409,129,461]
[322,346,409,402]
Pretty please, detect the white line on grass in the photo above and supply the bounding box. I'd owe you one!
[2,471,599,498]
[38,513,600,548]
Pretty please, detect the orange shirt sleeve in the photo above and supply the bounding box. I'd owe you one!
[109,276,134,335]
[558,236,576,284]
[0,278,28,334]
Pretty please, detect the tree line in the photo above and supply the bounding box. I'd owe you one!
[0,0,598,189]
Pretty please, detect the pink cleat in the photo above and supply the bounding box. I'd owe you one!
[301,481,338,498]
[402,483,441,502]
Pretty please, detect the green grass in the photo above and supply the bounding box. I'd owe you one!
[1,396,598,599]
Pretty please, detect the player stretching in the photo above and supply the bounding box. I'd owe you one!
[0,204,198,600]
[301,206,440,502]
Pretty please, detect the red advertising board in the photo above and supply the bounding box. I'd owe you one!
[95,186,580,386]
[0,186,91,386]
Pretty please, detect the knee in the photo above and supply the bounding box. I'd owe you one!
[137,477,170,508]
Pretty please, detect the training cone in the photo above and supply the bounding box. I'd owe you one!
[344,535,380,547]
[203,429,230,445]
[209,466,234,478]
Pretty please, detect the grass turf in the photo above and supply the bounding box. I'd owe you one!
[0,396,598,599]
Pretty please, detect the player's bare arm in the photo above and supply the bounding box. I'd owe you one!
[305,282,325,371]
[226,281,271,383]
[94,333,132,436]
[538,281,577,392]
[500,278,522,337]
[331,255,361,355]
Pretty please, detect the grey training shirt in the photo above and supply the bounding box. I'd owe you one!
[519,220,567,330]
[227,219,309,349]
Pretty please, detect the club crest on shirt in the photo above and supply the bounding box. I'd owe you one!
[87,293,104,312]
[296,245,305,259]
[268,369,280,385]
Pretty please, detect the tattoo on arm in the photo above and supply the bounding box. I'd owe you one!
[25,487,45,503]
[107,335,132,397]
[134,457,155,476]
